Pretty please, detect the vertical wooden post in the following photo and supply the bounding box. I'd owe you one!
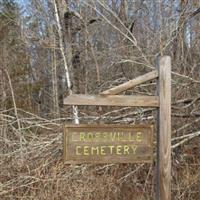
[157,56,171,200]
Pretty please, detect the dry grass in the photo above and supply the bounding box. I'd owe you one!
[0,107,200,200]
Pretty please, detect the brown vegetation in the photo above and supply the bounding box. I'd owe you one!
[0,0,200,199]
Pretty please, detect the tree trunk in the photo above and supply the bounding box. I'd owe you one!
[53,0,79,124]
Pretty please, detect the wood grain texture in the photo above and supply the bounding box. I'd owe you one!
[63,124,154,164]
[158,56,171,200]
[64,94,159,107]
[100,70,158,95]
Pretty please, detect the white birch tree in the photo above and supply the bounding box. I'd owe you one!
[53,0,79,124]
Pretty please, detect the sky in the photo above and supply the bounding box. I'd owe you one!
[15,0,30,16]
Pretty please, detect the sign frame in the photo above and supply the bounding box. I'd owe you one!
[63,124,154,164]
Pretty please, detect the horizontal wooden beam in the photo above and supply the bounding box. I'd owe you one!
[64,94,159,107]
[100,70,158,95]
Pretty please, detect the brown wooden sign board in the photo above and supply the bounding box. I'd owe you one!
[63,124,153,164]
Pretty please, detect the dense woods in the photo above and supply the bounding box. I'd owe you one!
[0,0,200,199]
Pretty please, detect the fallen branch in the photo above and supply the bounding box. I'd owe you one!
[172,131,200,149]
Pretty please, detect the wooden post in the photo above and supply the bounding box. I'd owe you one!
[157,56,171,200]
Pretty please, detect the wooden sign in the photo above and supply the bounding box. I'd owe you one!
[63,56,172,199]
[63,124,153,164]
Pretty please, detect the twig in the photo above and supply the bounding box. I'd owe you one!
[172,131,200,149]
